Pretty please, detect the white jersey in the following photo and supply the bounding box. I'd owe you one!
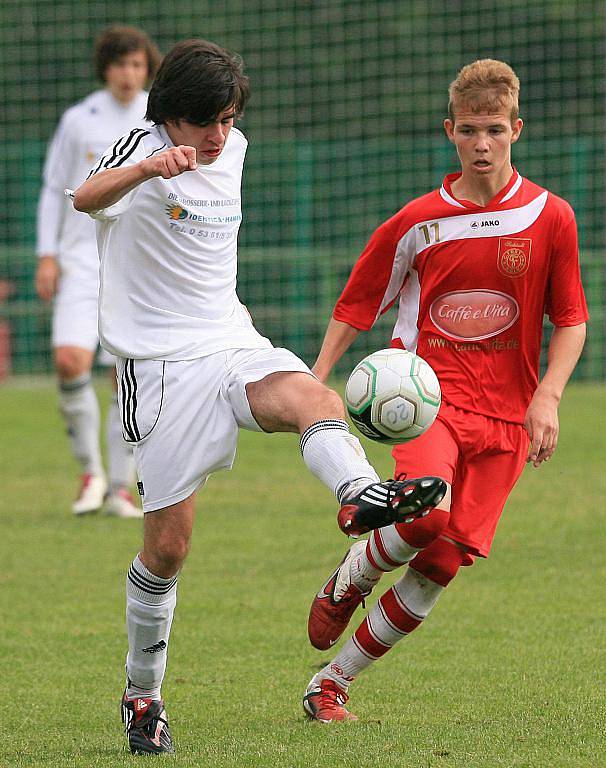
[88,124,271,361]
[37,89,149,277]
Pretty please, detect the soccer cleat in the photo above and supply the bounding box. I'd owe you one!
[72,473,107,515]
[338,476,446,537]
[121,693,174,755]
[308,540,374,650]
[303,675,357,722]
[105,488,143,519]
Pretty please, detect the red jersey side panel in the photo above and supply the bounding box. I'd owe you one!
[334,173,588,424]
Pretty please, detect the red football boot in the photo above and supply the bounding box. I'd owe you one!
[308,541,373,650]
[303,676,358,722]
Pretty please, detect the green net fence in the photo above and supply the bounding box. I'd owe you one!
[1,0,604,378]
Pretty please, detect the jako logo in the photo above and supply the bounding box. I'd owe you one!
[142,640,167,654]
[471,219,500,228]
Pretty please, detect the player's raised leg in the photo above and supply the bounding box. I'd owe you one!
[244,370,446,533]
[308,486,451,649]
[308,419,456,649]
[54,345,107,514]
[305,536,467,721]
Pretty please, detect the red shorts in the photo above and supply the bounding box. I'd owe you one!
[392,401,529,558]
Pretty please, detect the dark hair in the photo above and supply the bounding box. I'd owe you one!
[94,25,162,83]
[145,39,250,126]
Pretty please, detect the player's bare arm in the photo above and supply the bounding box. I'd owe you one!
[73,145,197,213]
[525,322,586,467]
[35,254,60,302]
[313,318,360,382]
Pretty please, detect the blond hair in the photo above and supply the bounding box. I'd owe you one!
[448,59,520,123]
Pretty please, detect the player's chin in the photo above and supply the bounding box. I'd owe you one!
[199,149,223,164]
[119,86,137,99]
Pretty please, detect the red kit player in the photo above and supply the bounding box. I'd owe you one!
[303,59,588,722]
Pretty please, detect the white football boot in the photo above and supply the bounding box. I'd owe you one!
[105,488,143,519]
[72,474,107,515]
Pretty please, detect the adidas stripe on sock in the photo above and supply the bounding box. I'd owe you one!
[127,556,178,604]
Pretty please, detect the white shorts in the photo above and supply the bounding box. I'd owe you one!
[52,269,114,366]
[52,274,98,351]
[116,346,312,512]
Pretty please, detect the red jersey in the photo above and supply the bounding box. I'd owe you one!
[334,170,588,424]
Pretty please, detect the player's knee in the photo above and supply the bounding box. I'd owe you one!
[150,534,191,574]
[409,536,469,587]
[299,381,345,429]
[55,348,90,380]
[395,506,450,549]
[319,385,346,419]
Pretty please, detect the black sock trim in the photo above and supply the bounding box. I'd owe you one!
[128,562,177,595]
[300,419,349,455]
[59,374,91,392]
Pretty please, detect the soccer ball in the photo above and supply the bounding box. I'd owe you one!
[345,348,441,444]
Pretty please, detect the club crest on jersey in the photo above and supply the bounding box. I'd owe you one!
[165,204,189,221]
[497,237,531,277]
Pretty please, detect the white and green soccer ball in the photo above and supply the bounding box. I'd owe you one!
[345,348,441,444]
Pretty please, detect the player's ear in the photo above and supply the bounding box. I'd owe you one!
[444,119,455,143]
[510,118,523,144]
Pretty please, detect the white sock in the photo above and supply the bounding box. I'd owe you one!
[125,555,178,701]
[107,400,136,493]
[322,567,444,689]
[58,373,103,476]
[300,420,379,500]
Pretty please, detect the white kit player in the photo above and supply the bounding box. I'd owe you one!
[35,26,161,516]
[72,39,445,755]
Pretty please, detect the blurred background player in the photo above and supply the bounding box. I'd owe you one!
[35,25,161,517]
[304,59,588,722]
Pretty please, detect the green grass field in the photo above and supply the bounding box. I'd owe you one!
[1,379,605,767]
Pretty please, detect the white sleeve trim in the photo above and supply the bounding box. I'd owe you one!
[376,225,418,320]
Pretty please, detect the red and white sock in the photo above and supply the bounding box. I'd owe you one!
[322,567,443,687]
[351,509,451,588]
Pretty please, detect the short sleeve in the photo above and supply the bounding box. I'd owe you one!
[85,128,151,220]
[545,211,589,326]
[333,211,413,330]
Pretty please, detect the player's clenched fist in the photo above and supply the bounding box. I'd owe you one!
[143,145,197,178]
[73,144,198,213]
